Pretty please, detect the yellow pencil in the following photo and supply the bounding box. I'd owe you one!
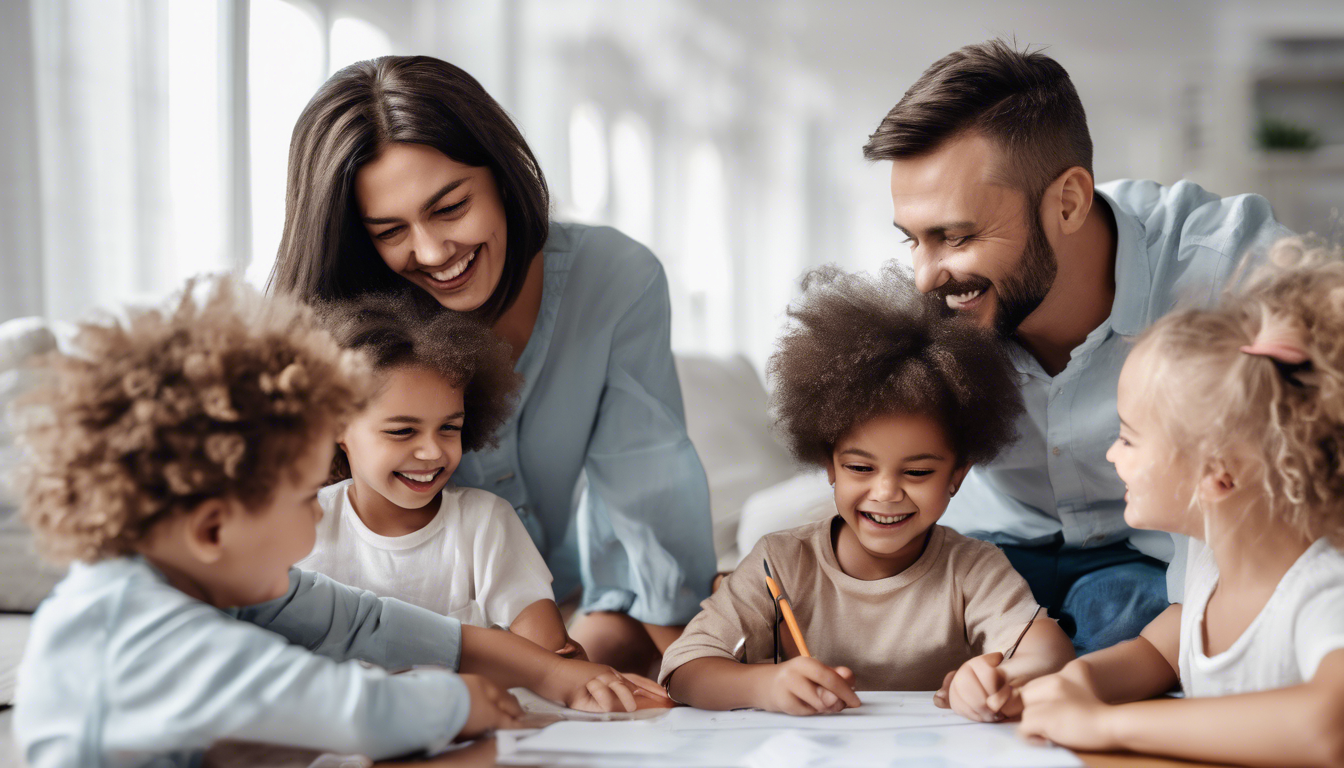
[763,559,811,658]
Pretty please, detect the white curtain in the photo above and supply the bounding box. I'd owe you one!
[27,0,174,321]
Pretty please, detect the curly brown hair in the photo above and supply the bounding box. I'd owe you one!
[1136,237,1344,545]
[768,263,1024,468]
[17,279,372,564]
[317,289,521,480]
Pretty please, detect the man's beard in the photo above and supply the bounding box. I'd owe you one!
[993,212,1058,337]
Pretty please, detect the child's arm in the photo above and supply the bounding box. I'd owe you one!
[510,598,586,658]
[458,623,667,712]
[941,615,1074,721]
[1054,603,1182,704]
[666,656,860,714]
[1019,649,1344,766]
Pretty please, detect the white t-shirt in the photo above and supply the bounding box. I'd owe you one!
[297,479,555,628]
[1179,536,1344,697]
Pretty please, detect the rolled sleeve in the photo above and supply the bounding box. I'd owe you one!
[238,568,463,671]
[577,266,717,625]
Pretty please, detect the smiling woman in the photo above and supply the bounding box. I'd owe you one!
[268,55,717,673]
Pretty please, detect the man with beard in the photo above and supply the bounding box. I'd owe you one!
[863,39,1289,654]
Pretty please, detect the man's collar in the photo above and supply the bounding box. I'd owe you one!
[1097,186,1151,337]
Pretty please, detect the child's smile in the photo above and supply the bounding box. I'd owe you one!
[828,412,968,581]
[340,364,467,533]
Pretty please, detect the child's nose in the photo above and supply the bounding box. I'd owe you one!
[874,476,904,502]
[414,438,443,460]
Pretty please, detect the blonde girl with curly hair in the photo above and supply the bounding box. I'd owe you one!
[13,279,663,768]
[1019,239,1344,766]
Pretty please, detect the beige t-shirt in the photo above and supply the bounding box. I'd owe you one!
[659,518,1041,691]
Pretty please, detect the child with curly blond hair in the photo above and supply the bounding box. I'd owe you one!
[299,291,580,656]
[1018,239,1344,764]
[12,279,662,768]
[659,264,1073,719]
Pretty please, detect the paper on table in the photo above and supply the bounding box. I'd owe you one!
[661,690,965,731]
[741,726,1084,768]
[498,721,1083,768]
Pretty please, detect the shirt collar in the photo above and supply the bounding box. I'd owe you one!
[1099,187,1152,338]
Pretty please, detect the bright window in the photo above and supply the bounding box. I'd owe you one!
[329,16,393,75]
[611,112,655,247]
[246,0,325,286]
[167,0,226,286]
[569,102,610,221]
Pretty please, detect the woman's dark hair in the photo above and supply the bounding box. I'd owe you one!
[769,263,1023,467]
[270,55,550,322]
[318,289,522,480]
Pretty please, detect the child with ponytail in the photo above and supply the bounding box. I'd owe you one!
[1019,238,1344,766]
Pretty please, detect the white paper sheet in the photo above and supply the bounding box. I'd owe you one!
[661,690,965,731]
[496,691,1084,768]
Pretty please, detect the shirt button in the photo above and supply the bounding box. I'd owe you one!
[1051,447,1061,456]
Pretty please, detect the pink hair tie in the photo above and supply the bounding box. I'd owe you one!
[1240,314,1312,385]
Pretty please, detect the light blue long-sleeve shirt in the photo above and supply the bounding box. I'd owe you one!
[14,558,469,767]
[942,180,1290,574]
[453,222,717,626]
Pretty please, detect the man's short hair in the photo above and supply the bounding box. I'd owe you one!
[863,39,1093,200]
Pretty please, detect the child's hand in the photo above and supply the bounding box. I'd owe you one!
[943,652,1022,722]
[754,657,861,716]
[539,658,667,713]
[458,673,523,739]
[1018,672,1118,752]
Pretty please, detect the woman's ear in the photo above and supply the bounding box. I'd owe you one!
[182,498,229,565]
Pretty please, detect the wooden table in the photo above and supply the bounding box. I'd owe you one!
[376,738,1243,768]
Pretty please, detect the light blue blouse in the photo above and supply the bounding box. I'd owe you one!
[15,557,469,767]
[453,222,716,626]
[942,180,1289,588]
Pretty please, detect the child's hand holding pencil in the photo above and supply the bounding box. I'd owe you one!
[753,657,861,715]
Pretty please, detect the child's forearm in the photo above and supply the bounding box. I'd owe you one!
[998,617,1073,685]
[1065,635,1178,704]
[666,657,770,710]
[1100,681,1344,767]
[459,624,559,690]
[509,599,570,652]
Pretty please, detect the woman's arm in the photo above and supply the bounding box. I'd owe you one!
[1019,649,1344,767]
[578,259,717,626]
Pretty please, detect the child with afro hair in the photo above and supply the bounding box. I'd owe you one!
[13,279,663,768]
[660,264,1073,720]
[299,289,581,657]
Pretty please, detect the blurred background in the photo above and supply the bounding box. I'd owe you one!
[3,0,1344,372]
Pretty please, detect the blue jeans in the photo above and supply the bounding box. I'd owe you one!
[999,538,1169,655]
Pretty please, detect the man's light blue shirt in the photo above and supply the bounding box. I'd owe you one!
[942,179,1289,578]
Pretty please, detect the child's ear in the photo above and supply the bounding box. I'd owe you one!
[1198,459,1238,504]
[825,456,837,486]
[950,464,971,496]
[182,498,229,565]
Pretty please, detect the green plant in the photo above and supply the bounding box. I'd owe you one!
[1257,117,1321,151]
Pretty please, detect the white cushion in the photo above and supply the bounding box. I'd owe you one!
[0,317,65,612]
[735,469,836,565]
[674,354,797,570]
